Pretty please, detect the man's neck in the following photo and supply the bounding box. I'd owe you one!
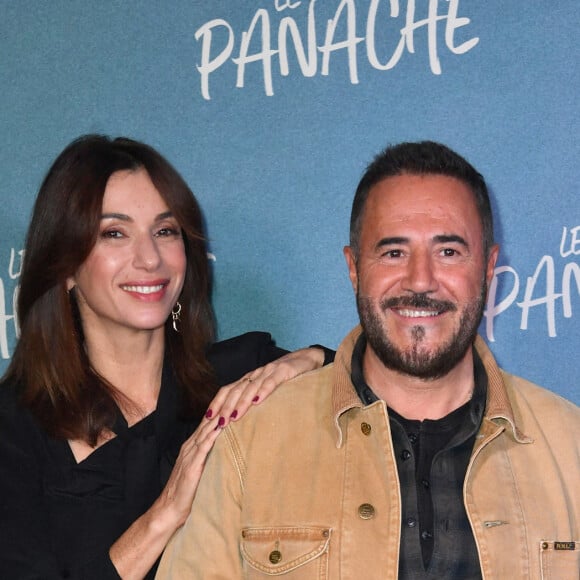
[363,346,476,421]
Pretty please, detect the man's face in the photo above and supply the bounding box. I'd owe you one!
[344,173,498,380]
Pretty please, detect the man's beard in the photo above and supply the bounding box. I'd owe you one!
[357,283,487,380]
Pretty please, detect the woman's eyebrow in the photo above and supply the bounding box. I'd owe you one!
[100,211,174,221]
[101,212,130,221]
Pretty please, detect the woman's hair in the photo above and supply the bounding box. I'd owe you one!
[4,135,216,444]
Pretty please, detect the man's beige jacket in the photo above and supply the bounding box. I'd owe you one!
[158,327,580,579]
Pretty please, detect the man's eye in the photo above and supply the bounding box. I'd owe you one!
[442,248,457,257]
[384,249,403,258]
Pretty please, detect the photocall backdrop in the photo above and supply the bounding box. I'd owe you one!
[1,1,578,404]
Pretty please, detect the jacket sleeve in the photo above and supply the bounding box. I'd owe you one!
[156,426,244,578]
[0,387,122,580]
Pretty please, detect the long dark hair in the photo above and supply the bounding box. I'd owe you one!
[4,135,216,444]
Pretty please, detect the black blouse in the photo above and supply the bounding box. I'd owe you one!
[0,332,287,579]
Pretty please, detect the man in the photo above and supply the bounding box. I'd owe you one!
[157,142,579,579]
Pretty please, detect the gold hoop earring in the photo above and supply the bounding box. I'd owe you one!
[171,302,182,333]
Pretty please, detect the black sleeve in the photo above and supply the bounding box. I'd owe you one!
[206,332,336,387]
[0,385,122,580]
[207,332,288,386]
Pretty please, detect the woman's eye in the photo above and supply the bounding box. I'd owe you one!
[101,229,123,239]
[156,226,180,237]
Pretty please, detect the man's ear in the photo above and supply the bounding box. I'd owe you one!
[485,244,500,289]
[343,246,358,294]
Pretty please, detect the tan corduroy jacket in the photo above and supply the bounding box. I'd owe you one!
[157,327,580,579]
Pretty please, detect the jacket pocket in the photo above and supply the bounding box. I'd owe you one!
[241,526,331,578]
[539,540,579,579]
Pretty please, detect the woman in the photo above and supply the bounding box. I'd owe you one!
[0,135,331,579]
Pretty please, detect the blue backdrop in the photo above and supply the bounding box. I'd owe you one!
[1,1,578,404]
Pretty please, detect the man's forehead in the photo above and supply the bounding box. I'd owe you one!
[366,174,478,215]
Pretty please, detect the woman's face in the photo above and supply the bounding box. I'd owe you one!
[68,168,186,340]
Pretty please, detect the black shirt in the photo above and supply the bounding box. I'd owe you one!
[0,332,286,580]
[351,334,487,579]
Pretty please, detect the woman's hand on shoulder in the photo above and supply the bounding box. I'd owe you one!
[203,347,326,428]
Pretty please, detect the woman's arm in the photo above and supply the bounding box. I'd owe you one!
[109,415,221,579]
[110,338,332,578]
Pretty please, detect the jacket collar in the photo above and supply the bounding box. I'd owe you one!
[331,326,532,447]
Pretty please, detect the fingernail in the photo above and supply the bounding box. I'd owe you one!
[218,417,225,427]
[252,395,260,403]
[205,409,213,419]
[230,410,238,419]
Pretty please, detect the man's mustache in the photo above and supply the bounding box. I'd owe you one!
[380,293,456,313]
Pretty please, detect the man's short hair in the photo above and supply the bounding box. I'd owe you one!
[349,141,494,258]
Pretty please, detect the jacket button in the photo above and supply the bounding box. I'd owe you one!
[358,503,376,519]
[269,550,282,564]
[361,422,372,436]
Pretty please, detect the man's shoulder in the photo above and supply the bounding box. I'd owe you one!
[227,364,336,436]
[501,370,580,429]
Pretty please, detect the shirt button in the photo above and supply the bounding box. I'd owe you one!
[421,531,433,540]
[408,433,418,444]
[401,450,412,461]
[421,479,430,489]
[358,503,376,519]
[406,517,417,528]
[361,422,372,436]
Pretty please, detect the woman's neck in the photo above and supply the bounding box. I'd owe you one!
[83,326,166,422]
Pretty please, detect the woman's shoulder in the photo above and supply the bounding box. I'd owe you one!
[0,379,46,444]
[207,331,277,358]
[0,378,25,415]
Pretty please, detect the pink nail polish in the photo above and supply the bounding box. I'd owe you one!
[230,410,238,419]
[252,395,260,403]
[205,409,213,419]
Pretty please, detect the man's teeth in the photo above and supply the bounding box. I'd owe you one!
[397,309,439,318]
[122,284,164,294]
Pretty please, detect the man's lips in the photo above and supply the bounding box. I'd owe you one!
[395,309,440,318]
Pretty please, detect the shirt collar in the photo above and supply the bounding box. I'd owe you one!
[350,333,487,424]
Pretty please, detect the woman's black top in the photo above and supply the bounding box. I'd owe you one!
[0,332,288,579]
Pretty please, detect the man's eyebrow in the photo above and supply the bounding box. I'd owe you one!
[434,234,468,247]
[373,235,469,252]
[375,236,409,250]
[100,211,174,222]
